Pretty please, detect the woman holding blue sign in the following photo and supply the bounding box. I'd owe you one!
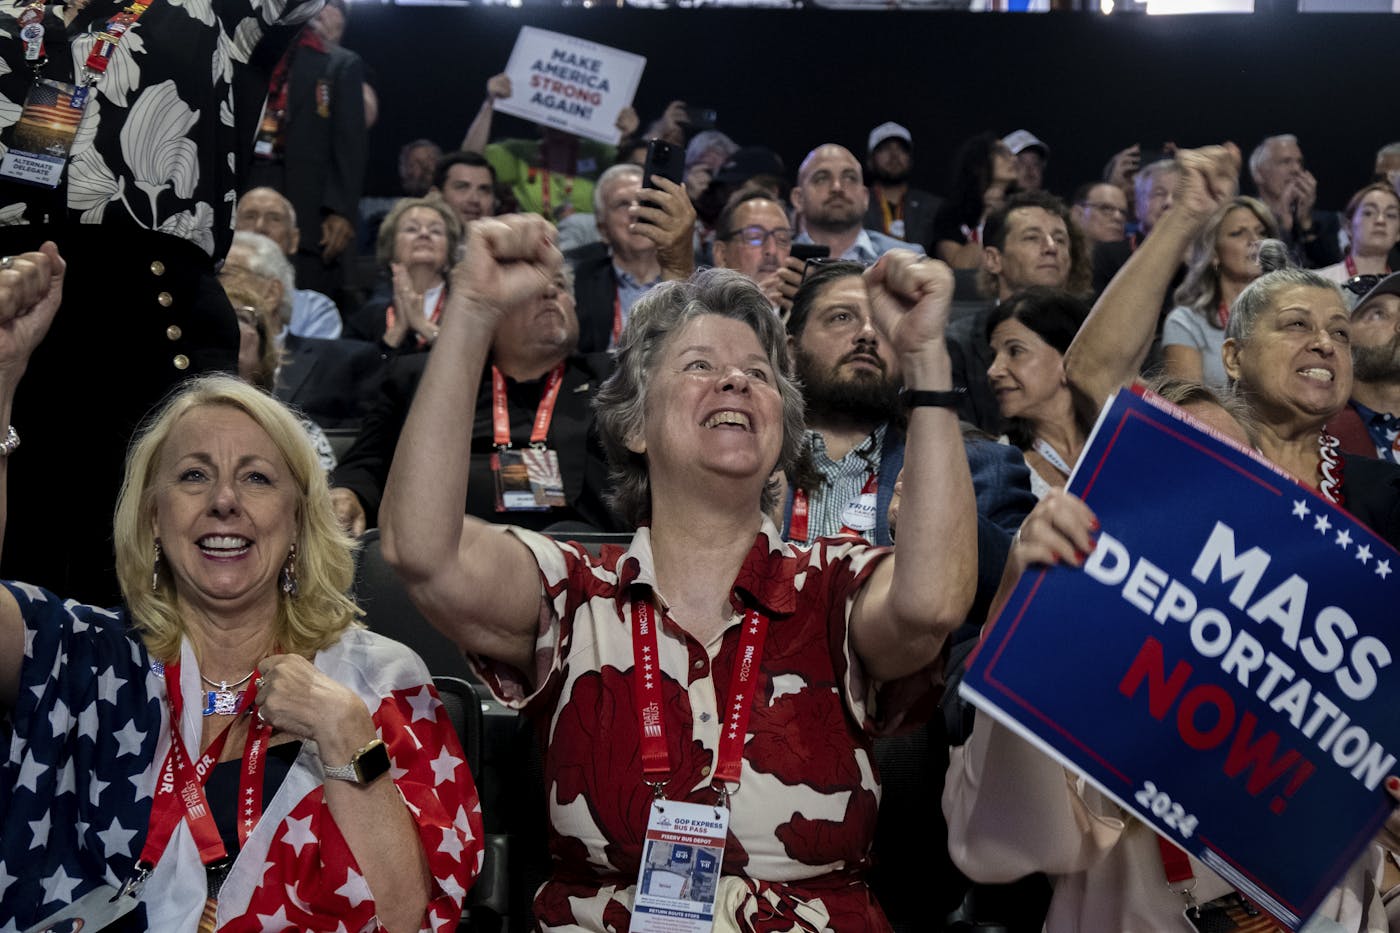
[946,145,1400,932]
[380,213,978,931]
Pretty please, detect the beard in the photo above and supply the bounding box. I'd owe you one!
[1354,332,1400,383]
[794,346,900,424]
[804,196,864,232]
[867,164,910,186]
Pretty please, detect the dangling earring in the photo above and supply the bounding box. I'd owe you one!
[280,543,299,597]
[151,540,163,593]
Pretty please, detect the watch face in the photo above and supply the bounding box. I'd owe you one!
[353,740,391,784]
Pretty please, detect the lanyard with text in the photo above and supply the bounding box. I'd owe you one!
[84,0,152,85]
[491,362,564,450]
[136,661,271,877]
[789,471,878,544]
[631,599,769,802]
[529,166,574,220]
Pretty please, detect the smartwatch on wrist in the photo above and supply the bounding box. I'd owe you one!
[323,738,391,784]
[900,387,967,410]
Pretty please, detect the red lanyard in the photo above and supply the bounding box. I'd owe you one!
[528,167,574,218]
[491,362,564,449]
[84,0,153,80]
[1216,298,1229,331]
[631,599,769,795]
[788,472,878,544]
[1345,255,1391,277]
[139,662,271,870]
[384,287,446,348]
[611,288,623,347]
[264,28,325,123]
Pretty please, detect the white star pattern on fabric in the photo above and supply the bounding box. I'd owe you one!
[428,747,463,786]
[0,862,15,896]
[87,775,109,808]
[256,905,291,932]
[1356,544,1372,565]
[1335,529,1353,549]
[281,814,316,856]
[16,752,47,794]
[112,721,145,758]
[1292,499,1311,519]
[1378,560,1393,580]
[98,665,127,706]
[47,697,71,737]
[42,866,80,904]
[1315,515,1332,534]
[29,810,51,843]
[407,686,439,723]
[335,867,373,908]
[437,826,465,861]
[97,817,137,854]
[436,872,467,902]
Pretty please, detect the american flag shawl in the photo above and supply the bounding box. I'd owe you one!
[0,582,483,931]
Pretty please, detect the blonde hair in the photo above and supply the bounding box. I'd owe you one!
[226,286,283,392]
[114,375,362,660]
[374,195,463,272]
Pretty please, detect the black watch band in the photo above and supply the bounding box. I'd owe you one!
[900,387,967,410]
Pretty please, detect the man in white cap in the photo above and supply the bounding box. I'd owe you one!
[1328,273,1400,462]
[863,121,941,254]
[1003,129,1049,193]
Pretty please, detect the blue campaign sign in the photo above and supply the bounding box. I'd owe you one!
[960,386,1400,930]
[670,845,692,865]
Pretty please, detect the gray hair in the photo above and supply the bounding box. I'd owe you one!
[230,230,295,329]
[1173,197,1278,326]
[594,268,805,527]
[1248,134,1297,183]
[374,195,462,273]
[1133,159,1180,216]
[1376,142,1400,165]
[685,130,739,169]
[1225,239,1342,345]
[593,163,643,217]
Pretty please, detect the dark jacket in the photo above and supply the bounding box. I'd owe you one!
[331,351,622,532]
[274,334,384,428]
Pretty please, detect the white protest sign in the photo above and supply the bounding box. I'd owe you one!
[495,27,646,146]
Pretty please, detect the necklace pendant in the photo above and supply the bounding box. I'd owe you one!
[203,689,245,716]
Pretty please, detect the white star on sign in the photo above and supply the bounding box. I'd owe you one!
[1336,529,1353,549]
[1378,560,1393,580]
[1292,499,1311,519]
[1315,515,1332,534]
[1356,544,1373,565]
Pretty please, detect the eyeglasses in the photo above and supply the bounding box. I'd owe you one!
[722,225,792,249]
[1081,201,1127,218]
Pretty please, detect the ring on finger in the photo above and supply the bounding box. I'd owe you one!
[0,256,13,271]
[255,676,265,691]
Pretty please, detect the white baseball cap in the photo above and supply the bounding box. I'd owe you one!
[1003,129,1049,158]
[868,122,913,154]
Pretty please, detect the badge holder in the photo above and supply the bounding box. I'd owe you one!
[492,448,549,512]
[523,445,566,508]
[630,792,730,933]
[0,79,88,188]
[22,881,140,932]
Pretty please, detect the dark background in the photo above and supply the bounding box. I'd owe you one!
[342,8,1400,208]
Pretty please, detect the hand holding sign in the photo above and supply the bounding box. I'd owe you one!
[495,28,645,145]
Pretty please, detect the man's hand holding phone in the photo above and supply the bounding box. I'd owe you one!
[631,175,696,281]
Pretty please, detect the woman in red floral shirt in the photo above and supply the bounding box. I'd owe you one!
[380,213,978,931]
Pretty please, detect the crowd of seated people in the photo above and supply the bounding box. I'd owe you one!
[8,6,1400,929]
